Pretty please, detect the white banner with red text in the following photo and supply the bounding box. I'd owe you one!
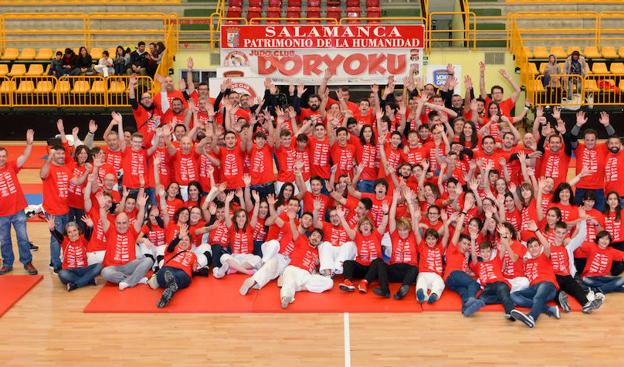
[220,24,425,85]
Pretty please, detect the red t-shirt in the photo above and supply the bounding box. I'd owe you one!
[249,145,275,185]
[302,191,330,221]
[605,151,624,196]
[537,149,570,189]
[500,240,527,279]
[295,147,311,181]
[147,148,171,188]
[418,242,444,275]
[61,235,89,269]
[524,253,558,288]
[121,147,147,189]
[308,136,330,179]
[228,226,254,255]
[472,256,510,287]
[67,162,87,209]
[0,161,28,216]
[217,144,245,189]
[321,222,349,247]
[103,146,123,172]
[389,230,418,266]
[354,231,382,266]
[289,237,320,273]
[86,207,111,252]
[209,220,229,246]
[581,242,624,277]
[549,244,572,276]
[275,140,297,182]
[142,224,166,248]
[164,245,198,278]
[485,96,515,119]
[42,163,72,215]
[330,143,356,179]
[604,211,624,242]
[169,150,199,186]
[103,226,138,267]
[361,193,391,228]
[443,241,471,280]
[575,143,607,190]
[354,143,378,181]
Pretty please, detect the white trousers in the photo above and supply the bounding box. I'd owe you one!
[261,239,281,263]
[318,241,356,274]
[94,65,114,77]
[252,253,291,289]
[278,265,334,304]
[416,272,445,300]
[213,253,262,278]
[87,250,105,266]
[507,276,530,293]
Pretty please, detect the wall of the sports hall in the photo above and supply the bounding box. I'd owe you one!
[173,48,524,113]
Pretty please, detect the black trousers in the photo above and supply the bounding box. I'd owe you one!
[343,258,384,282]
[367,261,419,291]
[555,274,588,305]
[479,281,514,314]
[611,241,624,276]
[210,245,231,268]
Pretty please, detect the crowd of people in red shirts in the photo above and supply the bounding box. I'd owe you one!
[0,59,623,324]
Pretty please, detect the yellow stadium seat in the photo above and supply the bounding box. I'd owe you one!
[1,48,19,60]
[619,80,624,92]
[584,46,601,59]
[91,80,106,93]
[7,64,26,77]
[35,48,54,60]
[109,80,126,93]
[566,46,581,56]
[583,79,599,92]
[610,62,624,74]
[532,46,549,59]
[16,80,34,93]
[26,64,44,76]
[55,80,71,93]
[523,46,532,58]
[533,79,545,93]
[17,48,36,60]
[0,80,16,93]
[619,47,624,58]
[72,80,91,93]
[550,47,567,59]
[602,47,618,59]
[591,62,609,74]
[0,64,8,77]
[108,47,118,58]
[90,48,103,60]
[529,63,538,75]
[35,80,54,93]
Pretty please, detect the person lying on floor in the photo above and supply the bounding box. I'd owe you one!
[48,215,102,291]
[148,223,198,308]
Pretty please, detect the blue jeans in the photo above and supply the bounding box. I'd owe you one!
[250,182,276,199]
[157,266,191,289]
[583,276,624,294]
[479,281,514,314]
[574,188,605,211]
[48,212,70,271]
[446,270,481,306]
[357,180,375,194]
[58,263,103,288]
[511,281,557,321]
[0,211,32,267]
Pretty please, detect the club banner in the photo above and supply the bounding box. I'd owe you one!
[208,76,266,100]
[425,64,463,96]
[220,24,425,85]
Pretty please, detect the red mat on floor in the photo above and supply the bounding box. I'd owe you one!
[0,275,43,317]
[421,289,582,312]
[3,145,49,169]
[83,274,423,313]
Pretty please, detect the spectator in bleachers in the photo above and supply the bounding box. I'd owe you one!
[564,50,589,97]
[62,48,78,76]
[49,51,65,78]
[94,50,115,78]
[127,41,149,76]
[543,55,562,104]
[113,46,129,76]
[74,47,95,76]
[147,41,165,78]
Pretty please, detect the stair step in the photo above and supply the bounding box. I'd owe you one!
[476,40,507,47]
[184,8,215,17]
[382,8,421,17]
[476,23,505,30]
[473,8,502,16]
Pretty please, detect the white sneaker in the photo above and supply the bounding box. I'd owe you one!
[212,266,225,279]
[138,277,148,285]
[118,281,130,290]
[240,277,256,296]
[147,275,159,289]
[281,296,293,309]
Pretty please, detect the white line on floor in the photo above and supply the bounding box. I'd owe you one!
[344,312,351,367]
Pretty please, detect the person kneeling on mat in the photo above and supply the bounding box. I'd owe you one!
[149,223,198,308]
[279,228,333,309]
[48,215,102,291]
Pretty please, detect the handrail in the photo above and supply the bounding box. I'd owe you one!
[0,0,180,3]
[250,17,340,24]
[427,11,476,50]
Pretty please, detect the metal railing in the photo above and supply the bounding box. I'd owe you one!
[0,0,180,3]
[0,75,153,107]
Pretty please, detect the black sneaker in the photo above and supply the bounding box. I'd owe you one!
[372,287,390,298]
[29,242,39,251]
[558,292,571,313]
[0,266,13,275]
[66,282,78,292]
[157,271,179,308]
[192,267,210,277]
[510,309,535,328]
[393,284,410,300]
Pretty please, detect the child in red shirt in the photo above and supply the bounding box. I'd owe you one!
[581,231,624,294]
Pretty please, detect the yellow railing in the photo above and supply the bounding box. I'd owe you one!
[0,0,180,3]
[528,73,624,107]
[427,11,476,49]
[506,0,624,3]
[0,75,153,107]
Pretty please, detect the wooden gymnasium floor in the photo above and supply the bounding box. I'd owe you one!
[1,168,623,366]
